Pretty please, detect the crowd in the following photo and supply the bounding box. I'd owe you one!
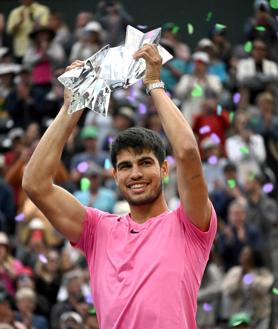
[0,0,278,328]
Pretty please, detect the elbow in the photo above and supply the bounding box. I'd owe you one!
[174,145,200,162]
[22,166,41,197]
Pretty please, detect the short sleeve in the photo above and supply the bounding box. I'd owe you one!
[177,204,217,258]
[71,207,103,257]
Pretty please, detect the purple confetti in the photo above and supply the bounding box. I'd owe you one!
[108,136,114,144]
[15,213,25,222]
[262,183,274,194]
[243,273,253,285]
[233,92,241,104]
[138,103,147,115]
[202,303,213,312]
[208,155,218,165]
[166,155,176,165]
[199,125,211,135]
[127,95,136,103]
[85,293,93,304]
[77,161,89,173]
[38,254,48,264]
[210,133,221,144]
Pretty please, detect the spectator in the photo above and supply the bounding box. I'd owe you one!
[222,246,274,329]
[6,0,50,62]
[58,311,83,329]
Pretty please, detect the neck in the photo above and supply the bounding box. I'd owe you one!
[129,195,169,224]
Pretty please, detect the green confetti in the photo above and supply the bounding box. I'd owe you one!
[256,25,266,32]
[239,146,249,154]
[244,41,253,53]
[191,84,203,97]
[270,0,278,9]
[172,25,180,34]
[163,175,170,185]
[217,104,222,115]
[206,11,213,22]
[272,287,278,295]
[215,23,226,30]
[81,177,90,191]
[229,112,235,123]
[187,23,194,35]
[227,179,236,189]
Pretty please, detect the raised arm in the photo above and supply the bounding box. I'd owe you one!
[134,44,211,231]
[22,61,86,244]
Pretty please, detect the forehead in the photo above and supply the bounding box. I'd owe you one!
[116,148,156,163]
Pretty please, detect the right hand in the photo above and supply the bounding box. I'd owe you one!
[63,60,84,107]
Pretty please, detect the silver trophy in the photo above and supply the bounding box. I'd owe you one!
[58,25,173,116]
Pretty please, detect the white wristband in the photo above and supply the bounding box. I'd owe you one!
[146,81,165,95]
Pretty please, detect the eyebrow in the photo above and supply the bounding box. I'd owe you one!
[117,156,155,169]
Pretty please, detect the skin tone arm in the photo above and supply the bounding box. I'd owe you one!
[22,60,86,244]
[134,44,211,231]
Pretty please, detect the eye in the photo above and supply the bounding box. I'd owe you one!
[142,160,152,166]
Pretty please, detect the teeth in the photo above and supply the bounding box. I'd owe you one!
[130,184,145,189]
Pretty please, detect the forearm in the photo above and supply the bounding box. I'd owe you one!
[23,104,83,193]
[150,89,198,158]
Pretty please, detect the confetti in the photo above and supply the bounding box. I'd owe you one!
[233,92,241,104]
[215,23,226,30]
[137,25,148,29]
[270,0,278,9]
[38,254,48,264]
[108,136,114,144]
[217,104,222,115]
[77,161,89,173]
[163,176,170,185]
[210,133,220,144]
[199,125,211,134]
[244,41,253,53]
[138,103,147,115]
[85,294,93,304]
[104,158,112,170]
[15,213,25,222]
[172,25,180,34]
[256,25,266,32]
[187,23,194,35]
[202,303,213,312]
[243,273,253,285]
[191,84,203,97]
[229,112,235,123]
[206,11,213,22]
[272,287,278,295]
[81,177,90,191]
[166,155,176,165]
[262,183,274,193]
[239,146,249,154]
[208,155,218,165]
[227,179,236,189]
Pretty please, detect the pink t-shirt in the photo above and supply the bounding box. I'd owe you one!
[73,204,217,329]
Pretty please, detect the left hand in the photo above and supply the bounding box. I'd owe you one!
[133,44,162,85]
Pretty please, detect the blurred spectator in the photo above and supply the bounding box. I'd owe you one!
[69,21,103,63]
[84,307,99,329]
[6,0,50,62]
[217,199,264,271]
[161,22,190,61]
[0,232,23,296]
[15,287,48,329]
[48,11,71,53]
[58,311,83,329]
[0,155,16,234]
[73,12,94,42]
[225,111,266,184]
[3,128,25,168]
[174,51,222,125]
[95,0,133,46]
[236,39,278,105]
[23,25,65,101]
[74,162,116,212]
[244,0,278,62]
[222,246,274,329]
[50,270,88,329]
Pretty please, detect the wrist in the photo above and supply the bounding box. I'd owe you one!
[145,81,165,95]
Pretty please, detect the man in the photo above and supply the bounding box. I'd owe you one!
[22,44,217,328]
[6,0,50,62]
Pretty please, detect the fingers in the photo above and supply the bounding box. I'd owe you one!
[65,60,84,72]
[133,44,162,64]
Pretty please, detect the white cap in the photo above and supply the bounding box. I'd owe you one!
[29,218,45,230]
[192,51,210,64]
[84,21,102,33]
[198,38,214,49]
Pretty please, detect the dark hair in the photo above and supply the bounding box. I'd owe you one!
[110,127,166,169]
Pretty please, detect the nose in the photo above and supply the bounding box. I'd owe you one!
[130,165,143,180]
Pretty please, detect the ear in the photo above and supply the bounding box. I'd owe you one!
[161,159,169,178]
[112,168,119,186]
